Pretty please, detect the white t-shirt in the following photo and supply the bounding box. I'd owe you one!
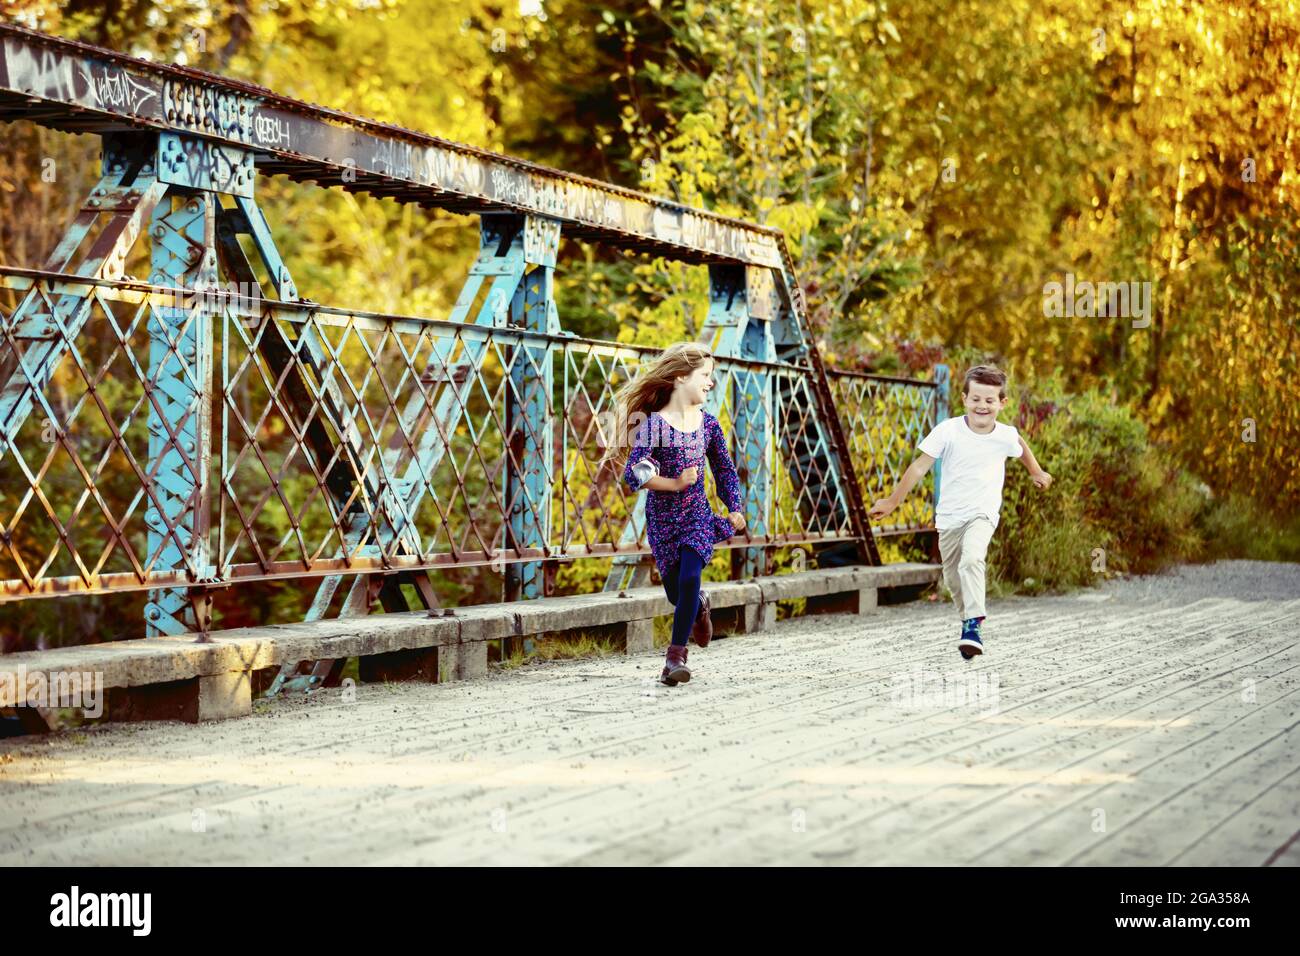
[917,415,1023,530]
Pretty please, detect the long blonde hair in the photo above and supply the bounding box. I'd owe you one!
[600,341,715,473]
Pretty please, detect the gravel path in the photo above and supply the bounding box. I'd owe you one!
[1,559,1296,866]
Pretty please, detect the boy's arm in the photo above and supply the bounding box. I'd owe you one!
[869,453,935,519]
[1017,435,1052,489]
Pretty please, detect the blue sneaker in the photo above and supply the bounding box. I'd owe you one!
[959,617,985,660]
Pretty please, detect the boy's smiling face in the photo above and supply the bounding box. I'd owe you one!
[963,380,1006,428]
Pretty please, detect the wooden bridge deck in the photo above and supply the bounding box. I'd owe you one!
[0,560,1296,866]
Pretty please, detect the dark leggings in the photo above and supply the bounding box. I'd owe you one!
[661,545,705,647]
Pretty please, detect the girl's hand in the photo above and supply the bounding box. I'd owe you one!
[727,511,746,531]
[1031,470,1053,490]
[677,466,699,490]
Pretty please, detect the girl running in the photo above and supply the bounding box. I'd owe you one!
[602,343,746,685]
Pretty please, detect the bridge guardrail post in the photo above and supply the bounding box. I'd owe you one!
[929,363,950,562]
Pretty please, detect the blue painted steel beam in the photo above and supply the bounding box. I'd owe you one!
[931,363,950,515]
[733,266,777,577]
[0,141,169,466]
[144,192,217,635]
[505,216,560,601]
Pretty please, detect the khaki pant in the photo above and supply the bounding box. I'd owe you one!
[937,516,995,621]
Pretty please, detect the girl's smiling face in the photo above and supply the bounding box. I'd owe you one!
[675,358,715,405]
[963,380,1006,425]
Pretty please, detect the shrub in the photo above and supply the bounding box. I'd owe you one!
[990,380,1206,594]
[1195,492,1300,563]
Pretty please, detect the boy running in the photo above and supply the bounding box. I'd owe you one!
[869,365,1052,659]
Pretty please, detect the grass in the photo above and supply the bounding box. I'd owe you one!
[495,628,627,669]
[1197,492,1300,563]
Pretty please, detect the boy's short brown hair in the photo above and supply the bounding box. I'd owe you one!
[963,364,1008,399]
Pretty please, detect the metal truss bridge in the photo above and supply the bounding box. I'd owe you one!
[0,24,946,659]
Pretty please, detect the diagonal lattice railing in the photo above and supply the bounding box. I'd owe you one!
[826,368,948,536]
[0,267,946,607]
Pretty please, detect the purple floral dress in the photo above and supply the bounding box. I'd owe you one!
[623,410,745,574]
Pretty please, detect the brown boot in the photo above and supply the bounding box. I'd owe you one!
[691,590,713,648]
[661,643,691,685]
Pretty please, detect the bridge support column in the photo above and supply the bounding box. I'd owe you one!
[144,187,218,636]
[733,266,777,578]
[929,363,950,563]
[806,587,878,616]
[504,215,560,606]
[107,669,252,723]
[713,600,777,636]
[699,263,777,579]
[444,642,489,681]
[359,641,487,683]
[622,617,656,654]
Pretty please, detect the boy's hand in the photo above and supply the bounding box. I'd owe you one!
[869,496,897,520]
[677,466,698,490]
[727,511,746,531]
[1031,470,1053,490]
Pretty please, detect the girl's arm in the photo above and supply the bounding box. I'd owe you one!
[706,417,744,514]
[1017,435,1052,489]
[623,421,686,493]
[642,473,687,492]
[869,453,935,519]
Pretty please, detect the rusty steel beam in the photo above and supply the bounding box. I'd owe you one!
[0,533,859,602]
[0,24,784,268]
